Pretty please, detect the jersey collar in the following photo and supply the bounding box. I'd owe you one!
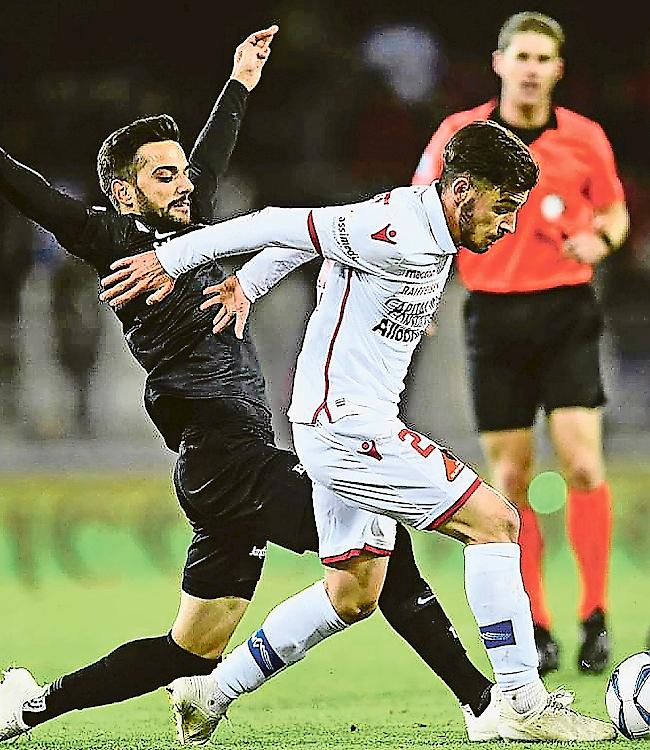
[421,182,457,255]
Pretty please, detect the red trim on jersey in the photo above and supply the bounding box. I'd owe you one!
[321,544,393,565]
[425,478,482,530]
[311,269,352,424]
[307,210,323,255]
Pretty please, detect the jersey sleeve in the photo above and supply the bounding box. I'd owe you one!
[411,115,459,185]
[0,147,89,247]
[236,247,316,302]
[188,80,249,222]
[155,197,412,279]
[585,123,625,209]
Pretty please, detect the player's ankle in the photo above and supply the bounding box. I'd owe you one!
[501,678,547,714]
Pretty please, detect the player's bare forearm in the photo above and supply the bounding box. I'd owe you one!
[230,25,279,92]
[99,251,175,307]
[200,275,251,338]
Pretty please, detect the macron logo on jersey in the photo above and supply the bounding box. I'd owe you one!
[371,224,398,245]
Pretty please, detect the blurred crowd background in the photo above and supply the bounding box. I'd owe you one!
[0,0,648,467]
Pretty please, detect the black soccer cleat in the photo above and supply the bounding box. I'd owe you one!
[578,609,610,674]
[533,624,560,676]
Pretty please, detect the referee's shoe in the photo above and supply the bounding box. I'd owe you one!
[578,609,610,674]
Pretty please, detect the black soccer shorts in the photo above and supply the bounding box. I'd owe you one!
[174,419,317,601]
[463,283,606,433]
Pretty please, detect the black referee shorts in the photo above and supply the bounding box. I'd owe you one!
[463,284,606,433]
[174,419,317,601]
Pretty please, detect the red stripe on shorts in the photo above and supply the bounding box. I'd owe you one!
[321,543,392,565]
[425,477,482,530]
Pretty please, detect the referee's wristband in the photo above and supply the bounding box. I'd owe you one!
[598,231,616,253]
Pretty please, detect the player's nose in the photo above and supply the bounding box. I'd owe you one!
[178,173,194,194]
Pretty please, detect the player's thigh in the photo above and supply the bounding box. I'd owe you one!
[480,427,535,505]
[172,591,249,659]
[548,406,605,487]
[246,444,319,555]
[436,481,520,545]
[464,292,540,432]
[312,481,396,564]
[296,418,482,533]
[540,284,605,415]
[177,425,319,556]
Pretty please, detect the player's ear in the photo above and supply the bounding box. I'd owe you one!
[492,49,503,78]
[554,56,565,84]
[111,179,136,212]
[451,176,472,206]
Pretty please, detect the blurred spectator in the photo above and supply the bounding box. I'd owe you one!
[0,206,35,428]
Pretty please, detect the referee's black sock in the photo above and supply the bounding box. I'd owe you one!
[380,526,493,717]
[22,633,219,728]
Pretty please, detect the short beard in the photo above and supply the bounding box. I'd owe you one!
[135,187,189,231]
[459,199,492,254]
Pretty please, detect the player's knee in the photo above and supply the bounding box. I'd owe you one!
[331,591,379,624]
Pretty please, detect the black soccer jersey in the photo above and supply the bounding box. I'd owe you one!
[0,79,270,449]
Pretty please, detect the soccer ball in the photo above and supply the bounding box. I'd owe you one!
[605,651,650,739]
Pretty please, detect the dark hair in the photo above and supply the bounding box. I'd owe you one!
[97,114,180,208]
[440,120,539,193]
[497,11,565,53]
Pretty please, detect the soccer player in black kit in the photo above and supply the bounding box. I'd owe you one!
[0,26,496,745]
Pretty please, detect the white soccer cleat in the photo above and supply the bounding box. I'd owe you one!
[498,687,617,741]
[0,668,45,743]
[167,676,229,746]
[461,684,501,741]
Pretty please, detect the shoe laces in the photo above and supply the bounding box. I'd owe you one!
[547,687,575,713]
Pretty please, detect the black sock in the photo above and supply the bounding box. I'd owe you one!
[379,526,493,716]
[23,633,219,728]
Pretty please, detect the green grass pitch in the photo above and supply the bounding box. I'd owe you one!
[1,466,648,749]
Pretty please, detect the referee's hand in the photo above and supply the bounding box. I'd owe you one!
[99,250,175,307]
[200,275,251,339]
[231,25,279,92]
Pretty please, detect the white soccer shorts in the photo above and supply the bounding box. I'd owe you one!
[293,414,482,562]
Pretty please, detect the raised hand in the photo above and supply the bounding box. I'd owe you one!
[231,25,279,92]
[99,250,175,307]
[200,275,251,338]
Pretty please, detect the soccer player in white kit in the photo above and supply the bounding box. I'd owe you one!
[100,121,615,743]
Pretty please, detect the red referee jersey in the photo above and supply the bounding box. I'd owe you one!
[412,102,625,293]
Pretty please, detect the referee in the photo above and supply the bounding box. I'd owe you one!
[413,12,629,674]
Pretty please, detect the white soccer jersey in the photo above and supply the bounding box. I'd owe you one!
[155,185,457,423]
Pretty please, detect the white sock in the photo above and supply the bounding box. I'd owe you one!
[213,581,347,701]
[464,543,543,701]
[501,678,548,714]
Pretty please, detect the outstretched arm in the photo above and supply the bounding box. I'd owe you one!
[100,206,321,306]
[0,148,88,246]
[189,26,278,220]
[99,195,414,306]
